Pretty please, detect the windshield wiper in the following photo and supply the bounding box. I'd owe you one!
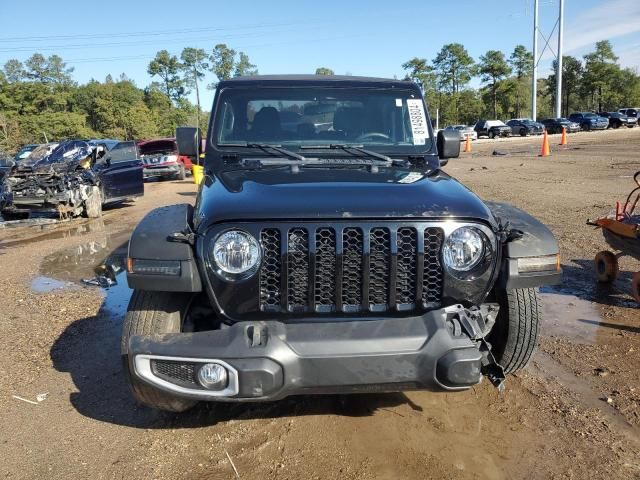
[219,142,306,161]
[301,144,393,163]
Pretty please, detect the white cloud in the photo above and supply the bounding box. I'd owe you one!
[563,0,640,54]
[536,0,640,73]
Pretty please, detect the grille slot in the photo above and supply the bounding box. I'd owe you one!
[315,228,336,312]
[258,225,444,314]
[287,228,309,311]
[260,229,281,311]
[151,360,199,387]
[396,228,417,308]
[342,228,364,312]
[369,228,390,309]
[423,228,445,308]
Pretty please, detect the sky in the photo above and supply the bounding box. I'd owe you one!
[1,0,639,110]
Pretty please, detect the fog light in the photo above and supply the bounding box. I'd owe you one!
[197,363,228,390]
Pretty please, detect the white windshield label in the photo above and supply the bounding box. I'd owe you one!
[407,99,428,145]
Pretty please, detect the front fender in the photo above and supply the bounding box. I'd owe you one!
[486,201,562,289]
[127,203,202,292]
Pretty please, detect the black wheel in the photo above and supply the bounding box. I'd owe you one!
[519,128,527,137]
[594,251,618,283]
[488,131,495,139]
[612,121,620,129]
[83,186,102,218]
[632,272,640,303]
[176,163,186,180]
[488,288,541,374]
[121,290,198,412]
[583,123,591,131]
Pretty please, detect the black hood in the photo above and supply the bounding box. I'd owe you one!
[195,166,496,231]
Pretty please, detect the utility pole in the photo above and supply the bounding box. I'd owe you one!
[531,0,538,120]
[555,0,565,117]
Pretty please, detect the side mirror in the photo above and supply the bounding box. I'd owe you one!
[176,127,202,157]
[437,129,460,165]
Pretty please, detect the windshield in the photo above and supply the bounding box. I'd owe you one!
[212,87,432,155]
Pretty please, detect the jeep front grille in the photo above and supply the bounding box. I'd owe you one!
[259,225,444,314]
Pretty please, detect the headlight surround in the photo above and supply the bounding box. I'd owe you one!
[443,227,488,277]
[211,230,261,280]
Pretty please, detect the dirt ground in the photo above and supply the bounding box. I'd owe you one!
[0,128,639,480]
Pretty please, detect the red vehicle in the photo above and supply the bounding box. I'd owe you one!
[138,138,193,181]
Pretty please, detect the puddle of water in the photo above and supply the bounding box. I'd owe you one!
[38,230,131,283]
[1,218,120,249]
[100,272,132,317]
[30,276,74,293]
[540,291,604,344]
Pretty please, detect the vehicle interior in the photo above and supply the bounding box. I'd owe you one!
[215,88,430,148]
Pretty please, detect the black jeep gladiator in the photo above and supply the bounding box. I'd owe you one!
[122,75,561,412]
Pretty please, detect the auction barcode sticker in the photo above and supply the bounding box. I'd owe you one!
[407,99,428,145]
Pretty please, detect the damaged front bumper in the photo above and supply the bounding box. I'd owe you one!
[143,163,183,179]
[1,172,96,215]
[126,303,502,402]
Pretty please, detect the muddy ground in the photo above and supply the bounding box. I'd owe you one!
[0,128,639,480]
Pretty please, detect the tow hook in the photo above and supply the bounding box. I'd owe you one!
[445,304,506,392]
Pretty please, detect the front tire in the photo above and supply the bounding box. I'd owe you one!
[121,290,197,412]
[488,288,541,374]
[83,186,102,218]
[488,131,495,139]
[520,128,527,137]
[176,163,186,180]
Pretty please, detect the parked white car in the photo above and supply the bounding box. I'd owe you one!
[445,125,478,141]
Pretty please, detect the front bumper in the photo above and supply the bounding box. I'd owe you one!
[143,164,182,178]
[127,304,496,402]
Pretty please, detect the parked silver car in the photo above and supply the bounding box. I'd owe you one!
[445,124,478,141]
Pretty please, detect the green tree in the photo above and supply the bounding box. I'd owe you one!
[209,44,237,85]
[508,45,533,118]
[478,50,512,118]
[315,67,334,75]
[46,55,74,84]
[433,43,475,94]
[582,41,620,112]
[432,43,475,123]
[401,58,437,95]
[180,47,209,128]
[4,60,25,83]
[547,55,582,117]
[148,50,185,102]
[234,52,258,77]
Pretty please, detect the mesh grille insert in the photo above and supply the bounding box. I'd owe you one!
[342,228,364,309]
[396,228,417,305]
[369,228,390,306]
[423,228,445,308]
[260,229,281,310]
[151,360,198,387]
[287,228,309,310]
[315,228,336,310]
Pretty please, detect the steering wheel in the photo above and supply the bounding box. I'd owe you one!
[355,132,391,142]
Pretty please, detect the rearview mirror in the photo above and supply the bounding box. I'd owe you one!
[437,129,460,165]
[176,127,202,157]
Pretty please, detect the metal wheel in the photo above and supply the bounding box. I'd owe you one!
[594,250,618,283]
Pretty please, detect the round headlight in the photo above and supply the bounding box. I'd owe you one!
[212,230,261,277]
[443,227,485,272]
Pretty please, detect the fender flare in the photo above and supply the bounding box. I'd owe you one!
[486,201,562,290]
[127,203,202,292]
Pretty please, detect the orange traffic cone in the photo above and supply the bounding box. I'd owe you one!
[540,130,550,157]
[463,136,471,153]
[559,127,568,146]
